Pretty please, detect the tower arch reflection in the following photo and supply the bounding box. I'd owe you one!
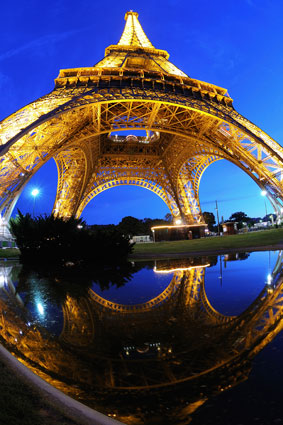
[0,253,283,423]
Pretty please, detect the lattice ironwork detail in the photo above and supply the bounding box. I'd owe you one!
[0,11,282,221]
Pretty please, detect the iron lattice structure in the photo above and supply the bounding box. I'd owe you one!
[1,11,283,221]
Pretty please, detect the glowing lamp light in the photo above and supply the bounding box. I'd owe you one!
[175,219,182,225]
[154,263,210,273]
[31,188,39,197]
[151,224,206,230]
[31,188,40,216]
[267,274,272,285]
[261,190,267,196]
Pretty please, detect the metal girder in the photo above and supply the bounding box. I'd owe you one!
[53,148,88,218]
[0,12,283,223]
[76,172,180,218]
[1,97,283,221]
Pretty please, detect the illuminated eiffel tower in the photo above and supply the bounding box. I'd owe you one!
[1,11,283,225]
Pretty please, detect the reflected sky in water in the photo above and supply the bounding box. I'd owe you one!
[205,251,278,316]
[92,267,172,305]
[14,251,279,326]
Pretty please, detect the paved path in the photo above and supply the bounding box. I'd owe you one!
[0,343,124,425]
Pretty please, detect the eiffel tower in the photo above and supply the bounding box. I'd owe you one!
[0,11,283,226]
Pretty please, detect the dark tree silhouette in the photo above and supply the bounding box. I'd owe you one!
[10,211,133,266]
[228,211,250,222]
[117,216,144,237]
[203,211,216,231]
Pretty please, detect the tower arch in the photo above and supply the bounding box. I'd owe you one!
[76,176,179,219]
[0,11,282,221]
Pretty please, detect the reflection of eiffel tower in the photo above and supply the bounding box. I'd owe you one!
[0,12,283,224]
[1,254,283,423]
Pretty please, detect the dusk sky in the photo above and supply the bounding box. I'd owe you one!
[1,0,282,224]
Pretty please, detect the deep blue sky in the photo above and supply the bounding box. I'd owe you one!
[1,0,282,224]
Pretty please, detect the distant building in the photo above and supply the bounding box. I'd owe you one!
[132,235,152,243]
[0,217,16,248]
[253,221,270,229]
[222,222,238,235]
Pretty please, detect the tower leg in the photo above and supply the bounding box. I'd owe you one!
[53,148,88,218]
[177,166,204,225]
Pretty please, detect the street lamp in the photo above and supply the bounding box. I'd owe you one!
[31,188,40,217]
[215,200,220,236]
[261,190,268,219]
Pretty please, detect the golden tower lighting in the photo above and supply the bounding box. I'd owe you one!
[0,11,283,224]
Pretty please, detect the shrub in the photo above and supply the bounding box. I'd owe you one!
[10,211,134,266]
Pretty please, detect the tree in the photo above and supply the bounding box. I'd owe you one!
[117,216,143,237]
[142,218,155,235]
[10,211,133,266]
[203,211,216,231]
[164,213,173,223]
[228,211,251,229]
[229,211,250,223]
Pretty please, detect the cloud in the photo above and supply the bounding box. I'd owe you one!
[0,28,87,62]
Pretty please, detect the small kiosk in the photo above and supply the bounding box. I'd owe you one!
[151,224,207,242]
[222,222,238,235]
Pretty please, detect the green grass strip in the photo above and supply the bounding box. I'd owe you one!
[132,228,283,256]
[0,248,20,258]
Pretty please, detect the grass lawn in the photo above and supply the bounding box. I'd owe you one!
[0,248,20,258]
[132,228,283,257]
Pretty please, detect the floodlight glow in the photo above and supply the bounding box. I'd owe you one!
[31,188,39,197]
[151,224,207,230]
[175,219,182,225]
[154,264,210,273]
[37,302,44,315]
[267,274,272,285]
[261,190,267,196]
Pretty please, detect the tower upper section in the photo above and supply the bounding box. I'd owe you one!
[55,11,231,106]
[95,11,186,77]
[117,11,154,48]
